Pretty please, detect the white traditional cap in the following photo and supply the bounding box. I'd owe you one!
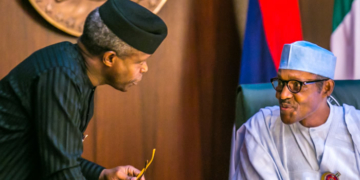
[279,41,337,79]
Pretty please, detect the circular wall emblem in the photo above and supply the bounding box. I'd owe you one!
[29,0,167,37]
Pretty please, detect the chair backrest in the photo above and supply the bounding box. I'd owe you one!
[236,80,360,130]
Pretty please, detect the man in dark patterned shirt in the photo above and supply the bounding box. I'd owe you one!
[0,0,167,179]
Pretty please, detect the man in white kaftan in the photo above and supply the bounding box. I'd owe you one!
[231,41,360,180]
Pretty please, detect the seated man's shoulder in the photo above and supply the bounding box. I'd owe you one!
[343,104,360,119]
[242,105,281,131]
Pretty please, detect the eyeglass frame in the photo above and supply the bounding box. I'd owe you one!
[270,77,329,94]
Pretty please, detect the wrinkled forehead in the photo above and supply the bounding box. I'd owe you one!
[277,69,318,80]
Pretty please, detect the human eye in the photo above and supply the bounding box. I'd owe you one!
[278,80,284,86]
[290,81,301,92]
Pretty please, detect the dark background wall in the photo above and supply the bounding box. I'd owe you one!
[0,0,333,179]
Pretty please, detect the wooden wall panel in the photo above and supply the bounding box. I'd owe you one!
[0,0,76,78]
[299,0,334,50]
[184,0,241,179]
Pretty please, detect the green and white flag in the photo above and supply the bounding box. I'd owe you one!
[331,0,360,79]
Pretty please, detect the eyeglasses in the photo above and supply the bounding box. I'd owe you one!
[136,149,156,180]
[270,77,329,94]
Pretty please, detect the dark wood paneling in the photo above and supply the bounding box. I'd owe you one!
[183,0,241,179]
[0,0,76,79]
[299,0,334,50]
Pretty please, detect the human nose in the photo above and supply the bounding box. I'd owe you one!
[279,83,293,100]
[140,62,148,73]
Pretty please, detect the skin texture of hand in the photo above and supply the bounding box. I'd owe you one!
[99,165,145,180]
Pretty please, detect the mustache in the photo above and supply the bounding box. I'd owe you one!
[279,99,291,104]
[279,99,293,108]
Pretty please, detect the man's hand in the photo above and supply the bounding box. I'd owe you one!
[99,165,145,180]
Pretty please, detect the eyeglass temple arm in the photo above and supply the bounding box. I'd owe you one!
[136,149,156,180]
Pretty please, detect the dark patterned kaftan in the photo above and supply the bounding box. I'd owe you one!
[0,42,104,180]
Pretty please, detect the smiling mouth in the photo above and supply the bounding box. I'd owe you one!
[280,103,292,111]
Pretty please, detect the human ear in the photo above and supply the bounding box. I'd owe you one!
[323,79,335,97]
[102,51,117,67]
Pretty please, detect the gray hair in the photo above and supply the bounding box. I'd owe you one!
[80,8,137,58]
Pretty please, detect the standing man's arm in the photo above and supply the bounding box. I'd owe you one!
[79,154,145,180]
[33,69,89,179]
[80,158,105,180]
[33,69,145,180]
